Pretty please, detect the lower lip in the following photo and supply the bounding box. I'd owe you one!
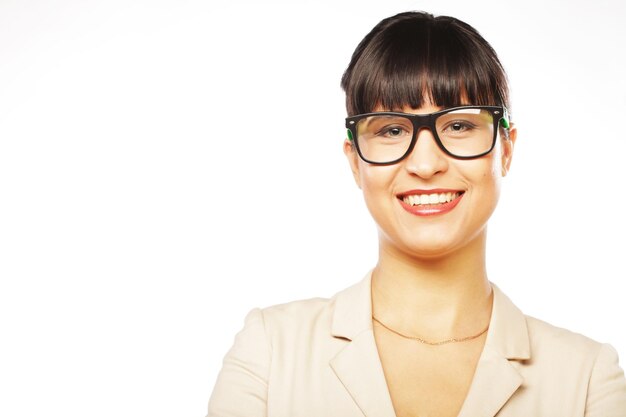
[398,193,464,216]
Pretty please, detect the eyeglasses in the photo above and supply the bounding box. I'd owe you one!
[345,105,510,165]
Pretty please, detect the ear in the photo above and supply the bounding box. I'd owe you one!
[343,139,362,188]
[500,123,517,177]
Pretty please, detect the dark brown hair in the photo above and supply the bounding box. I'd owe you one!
[340,11,510,116]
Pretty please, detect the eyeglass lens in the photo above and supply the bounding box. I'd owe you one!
[355,108,495,163]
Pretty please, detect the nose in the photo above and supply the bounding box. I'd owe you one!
[403,128,449,178]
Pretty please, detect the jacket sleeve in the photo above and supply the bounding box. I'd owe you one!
[585,343,626,417]
[207,308,272,417]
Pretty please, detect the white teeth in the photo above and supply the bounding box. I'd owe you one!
[403,192,461,206]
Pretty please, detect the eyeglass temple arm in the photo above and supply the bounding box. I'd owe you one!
[499,108,510,129]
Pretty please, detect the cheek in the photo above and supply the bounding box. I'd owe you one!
[358,163,395,193]
[466,141,504,182]
[358,164,399,212]
[459,156,502,204]
[489,139,506,177]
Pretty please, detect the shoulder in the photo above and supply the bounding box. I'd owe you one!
[255,296,336,341]
[212,297,336,389]
[524,315,603,356]
[522,313,621,376]
[256,274,372,341]
[261,296,333,320]
[490,284,608,362]
[488,287,626,413]
[521,315,626,414]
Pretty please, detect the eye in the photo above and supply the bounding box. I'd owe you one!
[441,120,477,136]
[378,125,410,138]
[448,122,471,132]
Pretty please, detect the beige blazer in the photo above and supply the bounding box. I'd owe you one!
[208,273,626,416]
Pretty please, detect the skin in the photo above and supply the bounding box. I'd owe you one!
[343,100,517,416]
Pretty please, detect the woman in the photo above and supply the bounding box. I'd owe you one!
[207,11,626,417]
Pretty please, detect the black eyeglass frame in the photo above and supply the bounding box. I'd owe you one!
[345,105,510,165]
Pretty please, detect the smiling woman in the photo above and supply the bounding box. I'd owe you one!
[206,11,626,417]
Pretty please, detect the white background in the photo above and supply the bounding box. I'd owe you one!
[1,0,625,416]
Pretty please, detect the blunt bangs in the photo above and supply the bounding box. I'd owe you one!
[341,12,510,116]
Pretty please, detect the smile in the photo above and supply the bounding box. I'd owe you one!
[401,192,462,206]
[397,190,465,216]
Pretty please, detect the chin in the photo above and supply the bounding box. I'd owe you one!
[380,226,487,261]
[403,242,464,261]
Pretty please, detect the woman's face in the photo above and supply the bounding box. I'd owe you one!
[344,102,517,260]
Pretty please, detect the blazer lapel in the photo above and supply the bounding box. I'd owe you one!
[330,329,397,417]
[329,272,396,417]
[456,345,523,417]
[457,284,531,417]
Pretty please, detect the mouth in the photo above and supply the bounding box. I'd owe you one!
[397,190,465,216]
[399,191,463,207]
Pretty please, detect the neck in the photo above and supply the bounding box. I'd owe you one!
[371,231,493,341]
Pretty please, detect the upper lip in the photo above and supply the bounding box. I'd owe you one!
[397,188,465,198]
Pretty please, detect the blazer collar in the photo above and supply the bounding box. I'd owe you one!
[329,271,531,417]
[485,282,531,360]
[330,271,375,340]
